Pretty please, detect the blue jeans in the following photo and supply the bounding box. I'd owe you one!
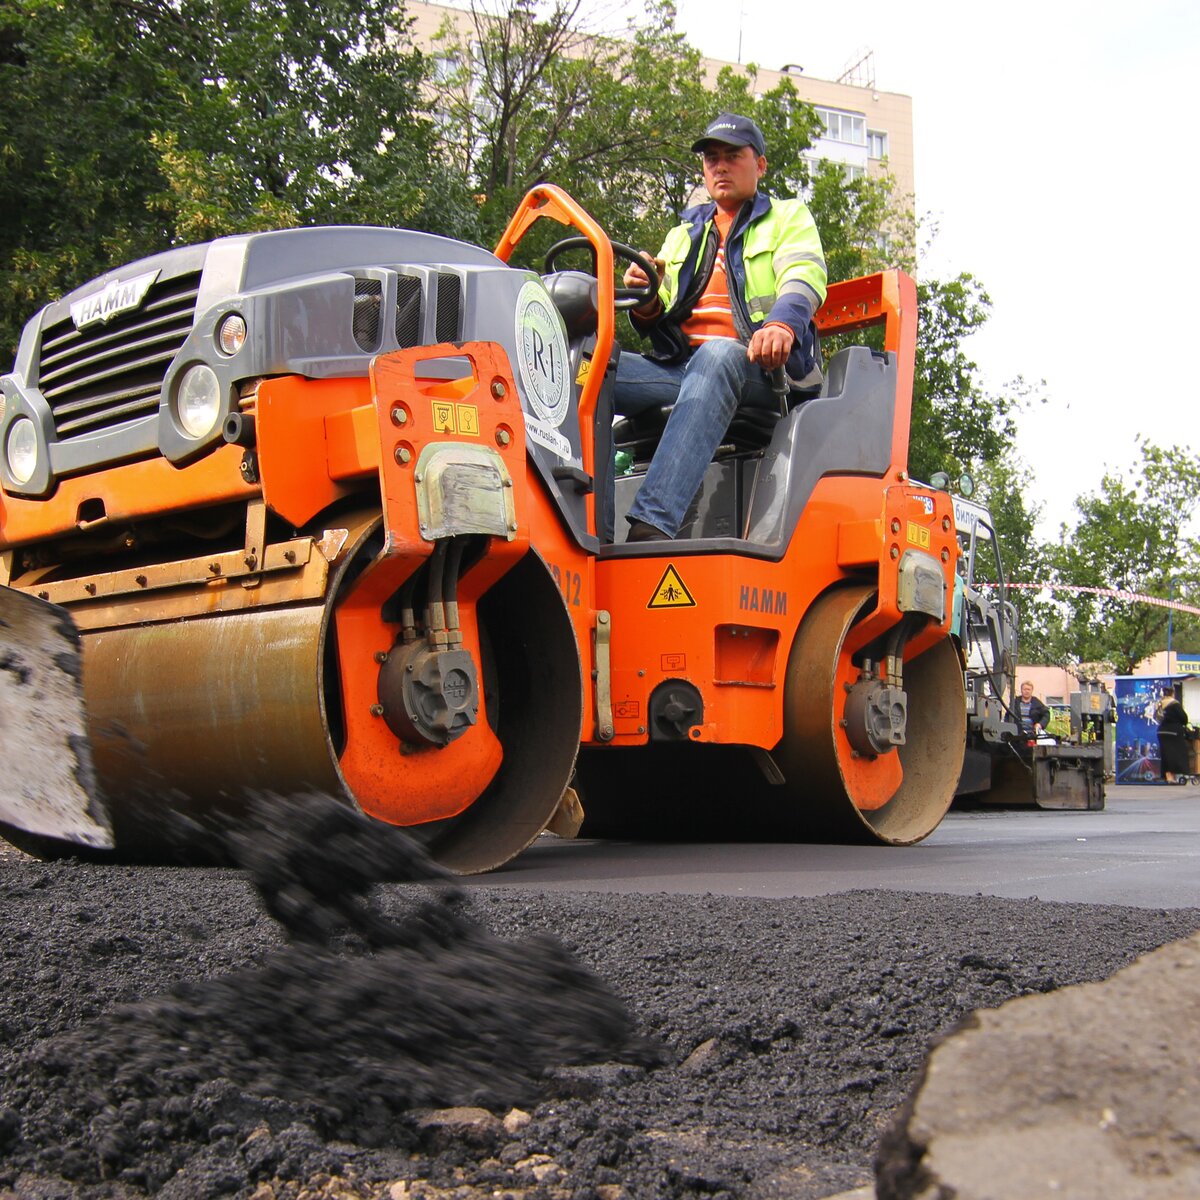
[613,339,777,538]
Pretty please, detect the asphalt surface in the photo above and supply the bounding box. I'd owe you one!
[477,785,1200,908]
[1,787,1197,1199]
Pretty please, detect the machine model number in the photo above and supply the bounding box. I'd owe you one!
[549,563,582,607]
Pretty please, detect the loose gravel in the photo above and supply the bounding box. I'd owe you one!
[1,796,1197,1200]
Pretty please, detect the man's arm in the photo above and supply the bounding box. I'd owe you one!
[752,200,828,363]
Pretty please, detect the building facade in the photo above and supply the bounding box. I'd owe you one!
[404,2,914,203]
[697,52,913,203]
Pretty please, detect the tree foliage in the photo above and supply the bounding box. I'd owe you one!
[1023,442,1200,673]
[908,274,1026,485]
[0,0,468,360]
[429,0,766,257]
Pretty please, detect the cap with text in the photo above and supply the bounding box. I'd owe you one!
[691,113,766,157]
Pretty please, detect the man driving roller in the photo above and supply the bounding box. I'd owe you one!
[614,113,827,542]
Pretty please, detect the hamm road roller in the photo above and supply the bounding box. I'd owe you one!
[0,186,965,870]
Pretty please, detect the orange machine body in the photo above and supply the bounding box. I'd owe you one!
[0,183,964,866]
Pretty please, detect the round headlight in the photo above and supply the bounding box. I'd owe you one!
[6,417,39,484]
[175,364,222,439]
[217,313,246,356]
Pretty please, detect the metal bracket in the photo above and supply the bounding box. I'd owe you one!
[594,610,613,741]
[242,499,267,588]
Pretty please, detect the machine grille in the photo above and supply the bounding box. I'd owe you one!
[435,272,462,343]
[36,272,201,440]
[395,275,423,348]
[352,278,382,351]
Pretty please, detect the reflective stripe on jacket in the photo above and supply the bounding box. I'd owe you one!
[634,191,827,381]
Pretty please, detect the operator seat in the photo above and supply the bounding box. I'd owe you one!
[610,361,823,468]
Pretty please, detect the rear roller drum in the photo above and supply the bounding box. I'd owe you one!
[774,583,966,844]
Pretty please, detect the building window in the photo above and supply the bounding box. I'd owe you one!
[815,107,866,146]
[868,130,888,159]
[433,54,459,83]
[800,155,867,188]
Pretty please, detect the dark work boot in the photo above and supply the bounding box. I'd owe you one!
[626,519,672,543]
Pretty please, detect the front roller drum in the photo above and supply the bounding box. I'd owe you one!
[64,539,582,874]
[774,584,966,845]
[374,551,585,874]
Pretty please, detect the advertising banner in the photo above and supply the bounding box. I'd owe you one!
[1114,675,1175,782]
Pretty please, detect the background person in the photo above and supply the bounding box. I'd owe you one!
[613,113,827,542]
[1016,680,1050,738]
[1156,694,1190,783]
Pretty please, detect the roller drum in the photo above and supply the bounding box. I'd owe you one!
[83,604,340,848]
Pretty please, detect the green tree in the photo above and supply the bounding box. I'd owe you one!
[0,0,178,359]
[806,160,914,282]
[152,0,464,236]
[0,0,462,362]
[429,0,723,255]
[907,273,1026,485]
[1032,441,1200,672]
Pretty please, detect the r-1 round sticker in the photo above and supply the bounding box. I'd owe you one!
[514,281,571,428]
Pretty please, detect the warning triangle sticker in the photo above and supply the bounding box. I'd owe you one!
[647,564,696,609]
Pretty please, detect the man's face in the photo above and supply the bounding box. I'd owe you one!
[700,143,766,208]
[1020,683,1033,701]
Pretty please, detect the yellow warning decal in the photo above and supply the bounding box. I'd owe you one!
[432,401,456,433]
[648,564,696,609]
[906,520,931,549]
[575,357,592,386]
[456,403,479,436]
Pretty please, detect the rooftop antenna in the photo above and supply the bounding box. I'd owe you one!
[837,47,876,89]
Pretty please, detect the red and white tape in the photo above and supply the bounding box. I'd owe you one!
[990,581,1200,617]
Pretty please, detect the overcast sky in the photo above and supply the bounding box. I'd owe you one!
[665,0,1199,538]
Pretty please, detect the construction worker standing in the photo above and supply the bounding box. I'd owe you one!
[615,113,827,542]
[1017,680,1051,737]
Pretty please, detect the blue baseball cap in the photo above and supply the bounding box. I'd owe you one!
[691,113,767,157]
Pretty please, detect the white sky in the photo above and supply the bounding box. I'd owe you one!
[663,0,1200,537]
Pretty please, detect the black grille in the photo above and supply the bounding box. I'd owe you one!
[37,272,200,440]
[395,275,422,347]
[352,278,382,351]
[435,272,462,343]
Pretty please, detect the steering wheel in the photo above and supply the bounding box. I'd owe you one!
[543,236,660,310]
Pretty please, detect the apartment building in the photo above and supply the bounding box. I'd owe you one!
[403,2,914,202]
[700,52,914,204]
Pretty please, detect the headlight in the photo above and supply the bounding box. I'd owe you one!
[174,364,222,439]
[6,417,39,484]
[217,313,246,356]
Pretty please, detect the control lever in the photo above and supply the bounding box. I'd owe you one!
[770,366,790,417]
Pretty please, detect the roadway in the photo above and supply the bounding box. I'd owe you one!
[470,784,1200,909]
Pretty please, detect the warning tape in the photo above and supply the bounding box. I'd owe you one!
[986,581,1200,617]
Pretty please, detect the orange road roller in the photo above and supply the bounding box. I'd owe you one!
[0,185,964,870]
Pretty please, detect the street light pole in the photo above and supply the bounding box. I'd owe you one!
[1168,576,1183,678]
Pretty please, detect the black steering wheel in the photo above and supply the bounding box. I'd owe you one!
[543,236,660,310]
